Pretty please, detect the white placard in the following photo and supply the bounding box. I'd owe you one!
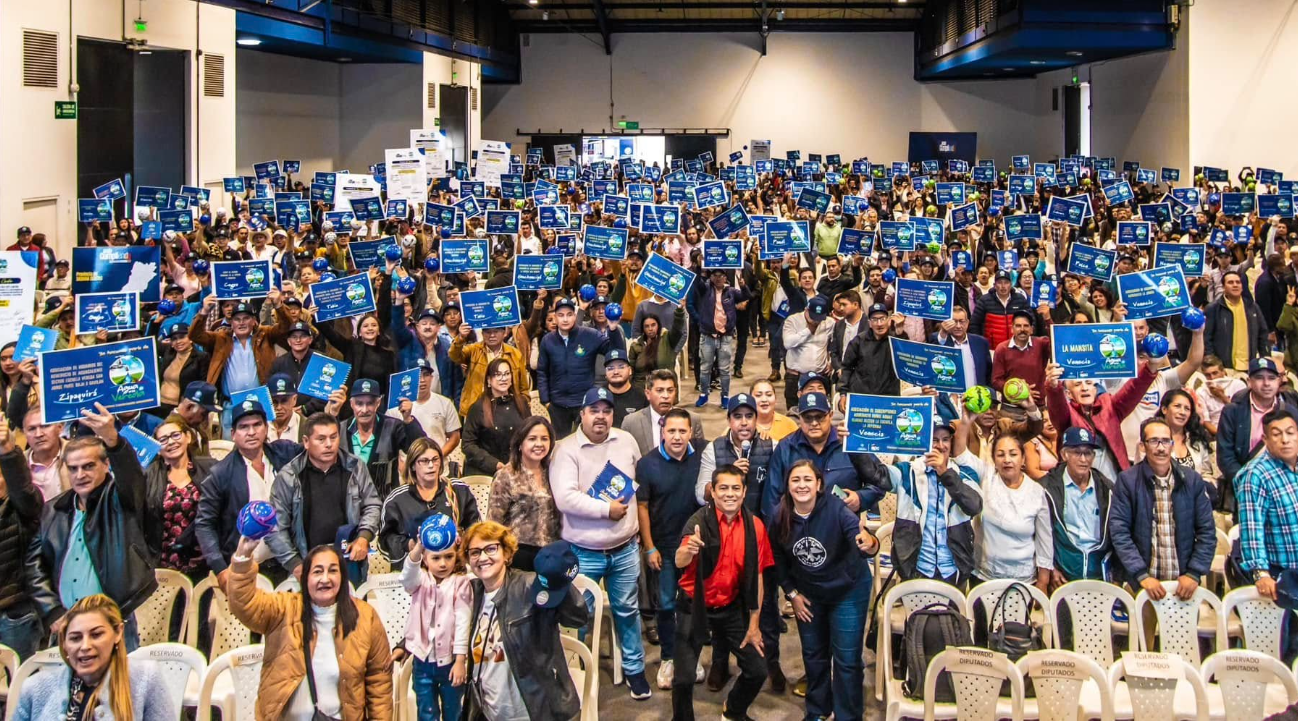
[0,251,38,347]
[385,148,428,204]
[945,647,1008,677]
[475,140,512,186]
[411,129,447,179]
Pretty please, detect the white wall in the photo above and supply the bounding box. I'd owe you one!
[0,0,236,257]
[339,63,423,171]
[484,32,1058,164]
[1087,36,1190,176]
[1188,0,1298,175]
[236,50,341,179]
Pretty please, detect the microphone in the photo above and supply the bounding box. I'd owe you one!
[740,439,751,459]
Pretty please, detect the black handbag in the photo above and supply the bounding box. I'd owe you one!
[987,582,1043,698]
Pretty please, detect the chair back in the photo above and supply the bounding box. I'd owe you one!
[0,644,18,703]
[198,645,264,721]
[134,569,195,646]
[1109,652,1208,721]
[191,574,272,660]
[357,572,414,649]
[561,635,597,721]
[1222,587,1287,660]
[1133,582,1225,666]
[1050,580,1139,667]
[965,579,1054,648]
[129,642,207,715]
[1203,649,1298,721]
[207,440,234,461]
[3,648,63,721]
[922,646,1024,721]
[1017,649,1114,721]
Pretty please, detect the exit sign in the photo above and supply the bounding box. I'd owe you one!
[434,117,440,127]
[54,101,77,119]
[618,120,639,130]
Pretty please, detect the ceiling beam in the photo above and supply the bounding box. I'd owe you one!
[519,1,920,8]
[518,17,917,31]
[591,0,613,53]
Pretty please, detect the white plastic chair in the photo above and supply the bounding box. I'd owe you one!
[569,574,606,700]
[966,579,1055,649]
[1221,587,1286,660]
[207,440,234,460]
[129,642,207,712]
[1050,580,1140,667]
[188,573,273,660]
[135,569,195,646]
[921,646,1025,721]
[1207,528,1230,595]
[868,521,896,613]
[1014,649,1114,721]
[3,648,62,721]
[562,634,598,721]
[1109,652,1209,721]
[877,579,968,712]
[356,572,414,650]
[459,476,492,513]
[1134,582,1226,667]
[1201,649,1298,720]
[197,645,264,721]
[0,644,17,707]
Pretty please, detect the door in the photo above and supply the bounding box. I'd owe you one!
[439,84,469,170]
[1063,85,1082,158]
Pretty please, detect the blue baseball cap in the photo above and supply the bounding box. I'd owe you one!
[727,393,757,416]
[798,371,829,391]
[414,357,435,374]
[416,308,442,324]
[531,540,580,608]
[351,378,382,398]
[1250,357,1281,378]
[582,386,615,409]
[604,349,630,368]
[183,381,222,412]
[1062,427,1101,449]
[231,302,257,318]
[798,392,831,415]
[268,373,295,399]
[555,297,577,311]
[807,295,831,321]
[286,321,314,337]
[166,323,190,339]
[232,399,267,425]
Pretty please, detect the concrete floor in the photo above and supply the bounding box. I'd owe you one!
[593,338,888,720]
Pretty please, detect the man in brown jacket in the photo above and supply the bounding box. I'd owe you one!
[190,289,294,394]
[450,322,531,415]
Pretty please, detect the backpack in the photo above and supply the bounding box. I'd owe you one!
[902,602,973,701]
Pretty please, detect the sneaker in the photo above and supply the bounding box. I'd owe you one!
[695,394,709,407]
[656,660,674,690]
[645,624,659,645]
[627,670,653,700]
[720,395,729,410]
[733,367,744,378]
[706,660,731,691]
[722,701,757,721]
[792,676,808,697]
[696,661,705,683]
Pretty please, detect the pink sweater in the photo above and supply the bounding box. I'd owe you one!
[400,563,472,666]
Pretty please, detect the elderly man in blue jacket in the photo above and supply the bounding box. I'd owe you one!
[538,296,626,436]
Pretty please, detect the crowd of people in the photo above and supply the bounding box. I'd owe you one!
[2,151,1298,721]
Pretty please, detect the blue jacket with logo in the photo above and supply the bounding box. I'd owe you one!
[763,428,889,523]
[537,326,626,407]
[770,493,873,603]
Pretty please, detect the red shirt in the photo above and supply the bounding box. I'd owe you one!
[678,507,775,609]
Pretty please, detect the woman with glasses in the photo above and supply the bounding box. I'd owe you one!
[378,438,481,568]
[486,417,562,572]
[145,418,215,578]
[462,358,532,477]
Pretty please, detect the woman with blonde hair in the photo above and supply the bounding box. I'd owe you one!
[12,594,174,721]
[378,438,481,568]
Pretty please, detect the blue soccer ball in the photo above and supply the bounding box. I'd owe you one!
[440,227,452,240]
[312,257,330,272]
[546,245,562,255]
[385,245,404,261]
[1180,306,1206,331]
[319,272,336,282]
[157,299,177,316]
[613,218,627,229]
[1208,193,1222,206]
[237,501,278,540]
[605,302,624,322]
[397,276,418,295]
[424,257,441,273]
[567,186,579,195]
[987,206,1001,217]
[882,268,897,283]
[1142,332,1170,358]
[419,514,458,552]
[199,214,211,226]
[192,259,210,275]
[579,284,597,302]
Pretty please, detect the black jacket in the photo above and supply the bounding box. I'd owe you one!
[1203,295,1269,371]
[771,493,874,603]
[838,330,900,397]
[193,440,302,574]
[461,568,588,721]
[27,437,156,624]
[828,317,868,372]
[461,395,528,477]
[0,448,44,616]
[378,480,481,566]
[340,415,427,497]
[816,265,863,301]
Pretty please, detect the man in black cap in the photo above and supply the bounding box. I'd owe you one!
[838,302,900,406]
[781,294,834,411]
[267,321,327,417]
[8,226,45,278]
[175,381,222,454]
[190,291,294,430]
[44,258,71,295]
[340,378,428,496]
[1217,357,1298,513]
[537,296,627,436]
[991,308,1052,402]
[604,349,647,425]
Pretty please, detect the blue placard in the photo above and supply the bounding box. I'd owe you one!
[991,190,1010,210]
[39,338,160,424]
[1171,187,1200,207]
[1153,242,1206,278]
[583,225,629,260]
[627,183,655,203]
[1034,163,1058,184]
[1047,197,1086,226]
[1139,203,1172,224]
[309,184,335,204]
[554,234,577,257]
[230,386,276,422]
[223,177,246,194]
[1008,175,1036,196]
[795,187,831,214]
[895,278,954,322]
[514,255,565,291]
[1032,279,1058,307]
[74,291,139,335]
[298,353,352,402]
[1234,225,1254,244]
[890,338,968,393]
[879,221,917,251]
[1004,214,1043,241]
[998,250,1020,273]
[275,199,312,228]
[972,165,996,184]
[1162,168,1181,183]
[254,160,280,180]
[119,425,161,470]
[350,197,384,222]
[640,205,682,235]
[1220,193,1256,217]
[425,202,456,228]
[461,286,522,329]
[635,252,696,304]
[703,240,745,270]
[79,198,113,223]
[440,240,490,274]
[761,221,811,259]
[386,199,408,220]
[1257,194,1295,218]
[844,394,935,456]
[313,171,337,187]
[838,228,869,256]
[1066,244,1117,281]
[950,250,974,273]
[693,181,727,209]
[14,324,60,362]
[311,273,376,322]
[282,160,301,174]
[935,183,966,206]
[1117,221,1153,246]
[387,368,421,410]
[538,205,571,230]
[348,238,398,270]
[72,246,162,302]
[1258,169,1283,186]
[1051,322,1138,380]
[1116,265,1190,320]
[94,178,127,201]
[211,259,273,300]
[157,209,193,233]
[1103,181,1135,206]
[1012,155,1030,172]
[950,203,979,231]
[454,195,482,220]
[486,210,521,235]
[708,205,750,240]
[1136,168,1157,185]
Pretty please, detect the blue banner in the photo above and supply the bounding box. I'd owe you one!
[158,209,193,234]
[1116,265,1191,320]
[387,369,421,410]
[119,425,161,470]
[538,205,571,230]
[998,250,1019,273]
[844,394,935,456]
[1032,279,1058,307]
[583,225,629,260]
[348,238,399,270]
[94,178,126,201]
[14,324,60,362]
[951,250,974,273]
[79,198,113,224]
[838,228,869,256]
[1139,203,1172,224]
[761,221,811,259]
[1171,187,1200,207]
[1153,242,1206,278]
[311,273,376,322]
[1162,168,1181,183]
[298,353,351,401]
[1220,193,1256,217]
[40,338,160,423]
[1047,197,1086,226]
[1051,322,1138,380]
[895,278,954,321]
[230,386,276,422]
[1257,194,1295,218]
[708,205,750,239]
[1008,175,1036,196]
[1004,214,1043,241]
[879,221,916,251]
[935,183,967,206]
[486,210,521,235]
[693,181,727,209]
[703,240,744,270]
[440,240,490,274]
[634,252,696,304]
[72,246,162,303]
[74,291,139,335]
[950,203,979,231]
[211,259,273,300]
[1066,244,1117,281]
[135,186,171,208]
[890,338,968,393]
[640,205,682,235]
[223,177,246,194]
[461,286,522,329]
[514,255,565,291]
[254,160,280,180]
[1117,221,1153,246]
[795,187,831,214]
[1103,180,1135,206]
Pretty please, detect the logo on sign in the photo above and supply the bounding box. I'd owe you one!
[927,288,948,311]
[109,355,145,385]
[246,266,265,288]
[939,142,954,152]
[543,261,560,281]
[1093,255,1112,273]
[930,355,957,379]
[895,409,923,435]
[1158,276,1181,300]
[345,283,366,303]
[467,244,485,265]
[668,273,688,294]
[1099,334,1127,361]
[492,294,513,315]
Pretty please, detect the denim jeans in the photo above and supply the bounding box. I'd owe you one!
[656,549,680,661]
[767,318,785,374]
[412,656,464,721]
[0,610,45,660]
[573,540,645,675]
[123,614,140,653]
[699,334,736,398]
[796,571,872,721]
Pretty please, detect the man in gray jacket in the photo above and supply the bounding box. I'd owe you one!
[266,409,382,583]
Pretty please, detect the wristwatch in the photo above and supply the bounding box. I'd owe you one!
[1254,570,1272,582]
[785,590,800,602]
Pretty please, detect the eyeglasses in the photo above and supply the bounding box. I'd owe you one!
[491,371,513,379]
[466,543,501,560]
[801,413,828,426]
[1143,437,1174,448]
[156,432,185,445]
[414,457,441,468]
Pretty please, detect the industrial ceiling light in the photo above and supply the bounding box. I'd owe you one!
[542,9,549,19]
[1030,60,1045,65]
[1066,51,1083,57]
[236,37,262,46]
[529,0,538,5]
[775,8,785,20]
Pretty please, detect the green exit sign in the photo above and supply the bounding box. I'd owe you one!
[617,120,639,130]
[434,117,440,127]
[54,101,77,119]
